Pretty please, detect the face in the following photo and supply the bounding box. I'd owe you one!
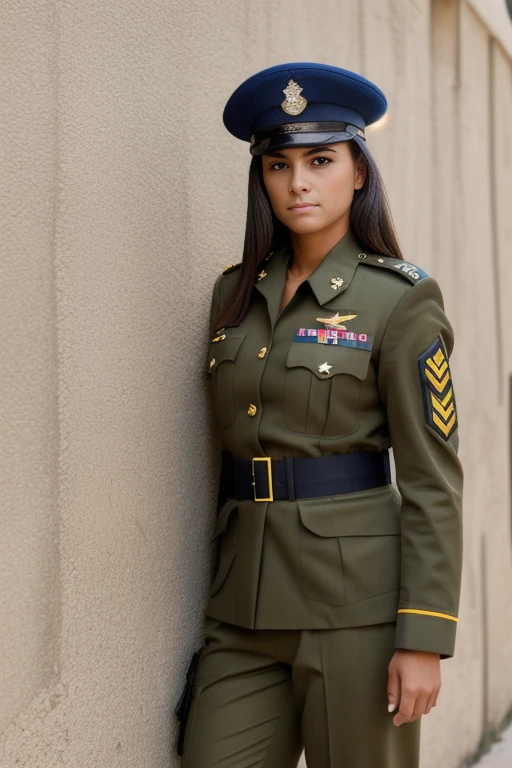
[261,142,366,236]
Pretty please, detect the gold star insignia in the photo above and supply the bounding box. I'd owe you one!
[330,276,344,290]
[318,361,332,375]
[316,312,357,329]
[257,270,267,281]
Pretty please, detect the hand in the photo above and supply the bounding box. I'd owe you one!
[387,649,441,726]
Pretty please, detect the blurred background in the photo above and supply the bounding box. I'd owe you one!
[1,1,512,766]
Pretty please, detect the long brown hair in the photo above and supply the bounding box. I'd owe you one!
[214,135,404,329]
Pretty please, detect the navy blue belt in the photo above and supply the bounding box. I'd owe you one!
[217,450,391,504]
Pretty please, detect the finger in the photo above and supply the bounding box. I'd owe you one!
[410,691,430,721]
[387,662,400,712]
[424,688,437,714]
[394,690,415,726]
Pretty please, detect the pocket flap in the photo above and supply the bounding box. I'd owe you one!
[298,485,401,537]
[208,333,246,373]
[210,497,239,541]
[286,342,371,381]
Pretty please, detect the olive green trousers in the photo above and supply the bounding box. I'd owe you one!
[180,615,421,768]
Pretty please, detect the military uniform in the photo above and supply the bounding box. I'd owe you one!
[175,62,463,768]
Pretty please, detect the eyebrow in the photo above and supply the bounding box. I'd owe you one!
[263,145,337,159]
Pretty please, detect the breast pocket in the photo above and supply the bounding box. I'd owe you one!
[283,342,372,436]
[297,484,402,606]
[207,332,246,429]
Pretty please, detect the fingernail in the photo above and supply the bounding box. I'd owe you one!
[388,703,395,712]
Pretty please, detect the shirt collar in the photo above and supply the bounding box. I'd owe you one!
[254,226,365,315]
[303,226,365,306]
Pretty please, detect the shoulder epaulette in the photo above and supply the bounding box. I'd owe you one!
[221,262,242,275]
[358,254,429,285]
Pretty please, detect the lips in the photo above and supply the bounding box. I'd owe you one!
[289,203,318,209]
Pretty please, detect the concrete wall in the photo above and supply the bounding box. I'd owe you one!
[1,1,511,767]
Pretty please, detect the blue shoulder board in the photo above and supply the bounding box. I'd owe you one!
[358,254,429,284]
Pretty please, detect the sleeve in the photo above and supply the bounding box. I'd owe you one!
[377,276,464,660]
[207,273,229,512]
[209,273,223,337]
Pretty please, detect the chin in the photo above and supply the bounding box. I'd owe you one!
[284,218,327,235]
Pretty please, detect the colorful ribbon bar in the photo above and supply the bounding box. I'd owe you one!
[294,328,372,350]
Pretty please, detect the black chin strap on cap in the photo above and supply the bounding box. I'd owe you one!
[249,121,365,156]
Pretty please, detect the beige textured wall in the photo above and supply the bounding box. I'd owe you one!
[1,2,511,767]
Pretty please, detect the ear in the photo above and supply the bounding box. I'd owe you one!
[354,156,367,190]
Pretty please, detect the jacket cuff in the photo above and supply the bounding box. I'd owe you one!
[395,608,458,659]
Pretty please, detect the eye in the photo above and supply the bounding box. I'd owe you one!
[267,156,332,171]
[311,156,332,166]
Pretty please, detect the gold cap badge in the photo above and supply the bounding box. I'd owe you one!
[281,79,307,116]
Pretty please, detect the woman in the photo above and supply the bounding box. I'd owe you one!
[175,62,464,768]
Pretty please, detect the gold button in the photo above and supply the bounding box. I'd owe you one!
[378,258,384,263]
[258,347,267,358]
[247,404,257,416]
[209,358,216,369]
[212,333,226,342]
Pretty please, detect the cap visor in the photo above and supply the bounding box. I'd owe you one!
[251,129,359,156]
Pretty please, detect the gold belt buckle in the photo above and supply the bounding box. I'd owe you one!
[252,457,274,502]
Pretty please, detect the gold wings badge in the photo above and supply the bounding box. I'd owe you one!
[315,312,358,330]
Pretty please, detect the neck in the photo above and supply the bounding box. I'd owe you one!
[288,217,352,278]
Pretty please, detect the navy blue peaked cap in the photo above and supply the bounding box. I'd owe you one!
[223,62,388,156]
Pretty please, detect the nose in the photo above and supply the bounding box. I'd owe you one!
[288,164,311,195]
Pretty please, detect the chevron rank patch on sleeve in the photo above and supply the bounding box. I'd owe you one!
[418,337,458,440]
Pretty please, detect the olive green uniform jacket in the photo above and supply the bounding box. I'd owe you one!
[204,227,463,660]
